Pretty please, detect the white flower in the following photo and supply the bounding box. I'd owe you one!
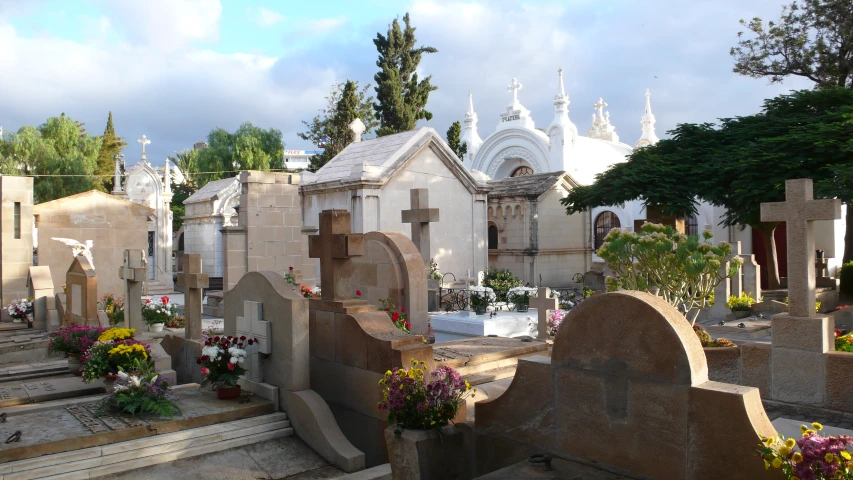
[117,371,129,380]
[230,356,239,364]
[202,345,222,361]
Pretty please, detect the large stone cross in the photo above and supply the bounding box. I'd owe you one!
[308,210,364,302]
[530,287,559,341]
[507,78,523,106]
[177,254,209,339]
[761,178,841,317]
[137,135,150,161]
[236,300,271,383]
[118,249,147,330]
[401,189,439,269]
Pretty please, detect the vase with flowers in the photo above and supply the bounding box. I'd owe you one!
[6,298,33,324]
[197,332,257,399]
[142,296,178,332]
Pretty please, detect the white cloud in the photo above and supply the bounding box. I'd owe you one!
[301,16,348,34]
[249,7,285,28]
[97,0,222,51]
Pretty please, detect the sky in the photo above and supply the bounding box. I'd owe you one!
[0,0,815,167]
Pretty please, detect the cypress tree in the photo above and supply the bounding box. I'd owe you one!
[96,112,127,191]
[373,13,437,137]
[445,121,466,160]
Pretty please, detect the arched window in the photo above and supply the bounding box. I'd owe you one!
[685,214,699,237]
[488,224,499,250]
[594,211,620,250]
[510,166,534,177]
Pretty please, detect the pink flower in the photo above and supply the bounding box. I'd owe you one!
[227,363,235,371]
[356,290,362,297]
[161,295,169,306]
[201,367,209,375]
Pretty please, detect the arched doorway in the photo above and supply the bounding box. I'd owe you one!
[488,224,499,250]
[594,211,620,250]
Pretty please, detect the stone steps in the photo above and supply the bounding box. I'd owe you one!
[0,360,68,383]
[0,412,293,479]
[462,365,518,387]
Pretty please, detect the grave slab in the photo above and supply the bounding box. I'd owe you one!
[0,376,106,407]
[430,310,538,342]
[433,336,548,368]
[707,318,771,339]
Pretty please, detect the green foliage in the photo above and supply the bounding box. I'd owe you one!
[373,12,438,136]
[841,261,853,294]
[167,149,201,232]
[445,121,466,160]
[599,224,741,325]
[95,112,127,192]
[299,80,378,171]
[727,292,757,311]
[483,267,522,302]
[96,359,180,418]
[81,343,114,382]
[731,0,853,89]
[836,332,853,352]
[195,122,284,185]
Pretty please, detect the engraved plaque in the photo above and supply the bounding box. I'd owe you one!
[71,284,83,316]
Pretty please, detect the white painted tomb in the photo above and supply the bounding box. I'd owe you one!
[430,309,540,343]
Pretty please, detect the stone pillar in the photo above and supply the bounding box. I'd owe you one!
[27,266,56,331]
[709,261,731,320]
[119,249,147,331]
[221,226,247,292]
[741,254,762,301]
[177,253,209,339]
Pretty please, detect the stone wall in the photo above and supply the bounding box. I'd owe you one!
[0,176,34,313]
[34,190,151,299]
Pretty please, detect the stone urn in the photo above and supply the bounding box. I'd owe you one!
[384,425,465,480]
[66,353,83,376]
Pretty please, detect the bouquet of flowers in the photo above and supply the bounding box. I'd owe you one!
[284,266,297,287]
[48,325,106,357]
[96,358,180,418]
[468,286,495,313]
[507,286,538,311]
[142,296,178,326]
[380,298,411,333]
[197,333,256,388]
[758,422,853,479]
[549,309,566,336]
[81,327,149,382]
[378,359,475,433]
[99,294,124,326]
[6,298,33,323]
[300,284,321,299]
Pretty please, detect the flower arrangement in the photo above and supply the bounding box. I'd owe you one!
[726,292,757,312]
[142,296,179,326]
[96,358,180,418]
[549,309,566,336]
[300,284,321,299]
[81,339,150,382]
[469,286,495,314]
[758,422,853,479]
[99,294,124,326]
[48,325,106,357]
[507,286,538,312]
[598,224,741,326]
[483,267,522,302]
[429,258,442,281]
[836,330,853,353]
[380,298,410,333]
[355,290,362,299]
[98,327,136,342]
[6,298,33,323]
[197,333,256,388]
[165,316,185,328]
[378,359,475,433]
[284,266,297,287]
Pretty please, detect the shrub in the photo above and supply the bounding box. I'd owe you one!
[726,292,757,312]
[836,331,853,353]
[378,359,475,432]
[49,325,106,356]
[483,267,522,302]
[693,324,713,346]
[841,261,853,295]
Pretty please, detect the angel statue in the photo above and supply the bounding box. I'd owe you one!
[51,238,95,269]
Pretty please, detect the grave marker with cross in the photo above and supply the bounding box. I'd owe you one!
[761,178,841,317]
[118,249,147,330]
[401,188,439,269]
[308,209,364,302]
[235,300,271,383]
[177,253,209,339]
[530,287,559,340]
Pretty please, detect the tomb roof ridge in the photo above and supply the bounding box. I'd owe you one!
[183,176,240,204]
[33,189,155,214]
[486,171,578,197]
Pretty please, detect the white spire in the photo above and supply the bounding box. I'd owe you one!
[461,92,484,165]
[588,97,619,143]
[548,67,577,147]
[557,67,566,98]
[636,89,660,148]
[112,155,122,194]
[163,157,171,194]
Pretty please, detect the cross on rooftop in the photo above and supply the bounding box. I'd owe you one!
[594,98,608,120]
[760,178,841,317]
[507,78,523,107]
[401,189,439,269]
[308,210,364,302]
[137,135,151,160]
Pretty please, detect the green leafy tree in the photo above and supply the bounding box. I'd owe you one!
[731,0,853,261]
[298,80,379,171]
[561,88,853,289]
[167,148,201,232]
[95,112,127,192]
[445,121,467,160]
[373,13,437,137]
[195,122,284,186]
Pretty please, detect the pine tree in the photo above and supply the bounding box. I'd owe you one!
[95,112,127,191]
[445,121,466,160]
[373,13,437,137]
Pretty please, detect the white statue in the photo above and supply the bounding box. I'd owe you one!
[51,238,95,269]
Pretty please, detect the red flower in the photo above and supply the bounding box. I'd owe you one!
[227,363,236,371]
[201,367,210,375]
[392,312,400,321]
[356,290,362,297]
[240,335,246,341]
[401,307,406,313]
[835,329,843,338]
[145,299,151,304]
[248,339,254,345]
[405,322,411,329]
[196,358,202,365]
[289,266,294,271]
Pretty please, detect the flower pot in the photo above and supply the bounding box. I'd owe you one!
[11,318,23,323]
[516,305,529,312]
[149,323,164,332]
[104,373,118,383]
[817,250,825,259]
[473,305,487,315]
[385,425,465,480]
[216,385,241,400]
[66,353,83,376]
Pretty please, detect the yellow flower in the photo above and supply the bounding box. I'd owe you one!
[771,458,782,469]
[813,422,824,431]
[843,451,852,461]
[792,452,803,463]
[800,425,809,433]
[825,453,836,463]
[779,446,791,456]
[785,438,796,449]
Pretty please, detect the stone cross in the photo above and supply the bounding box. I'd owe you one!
[235,300,271,383]
[137,135,151,161]
[740,252,762,301]
[507,78,523,107]
[112,155,122,194]
[308,210,364,302]
[529,287,559,340]
[349,118,365,143]
[177,254,209,339]
[761,178,841,317]
[594,97,608,121]
[118,249,147,331]
[401,188,439,269]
